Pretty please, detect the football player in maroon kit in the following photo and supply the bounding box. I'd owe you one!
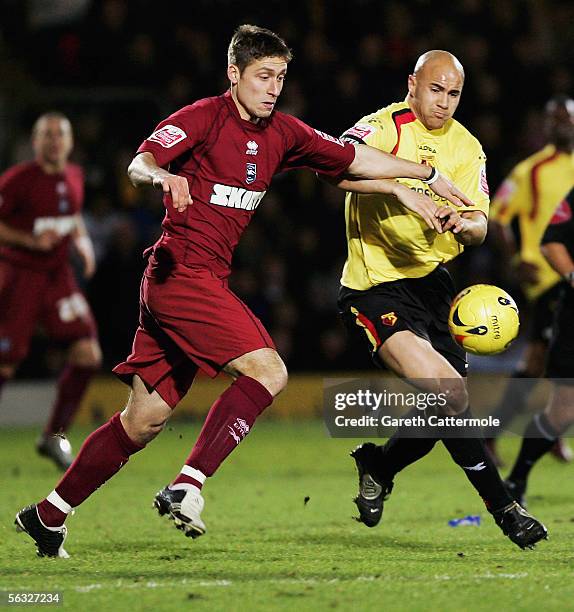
[0,113,101,471]
[16,25,473,558]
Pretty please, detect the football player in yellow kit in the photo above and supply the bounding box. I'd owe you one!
[486,96,574,465]
[335,51,547,549]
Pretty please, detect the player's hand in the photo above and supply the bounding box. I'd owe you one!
[435,205,466,234]
[394,184,443,232]
[429,173,474,208]
[516,261,539,285]
[153,174,193,213]
[31,229,61,251]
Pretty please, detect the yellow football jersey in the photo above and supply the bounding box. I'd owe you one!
[490,144,574,300]
[339,101,489,290]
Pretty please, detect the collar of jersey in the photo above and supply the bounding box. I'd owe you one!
[223,91,269,132]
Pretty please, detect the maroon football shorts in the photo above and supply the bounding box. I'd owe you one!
[0,259,97,364]
[113,254,275,408]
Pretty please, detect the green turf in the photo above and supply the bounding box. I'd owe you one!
[1,421,572,611]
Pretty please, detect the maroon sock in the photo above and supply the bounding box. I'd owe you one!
[176,376,273,480]
[45,365,96,435]
[0,374,7,398]
[37,412,144,526]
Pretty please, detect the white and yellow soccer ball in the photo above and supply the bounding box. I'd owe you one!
[448,284,520,355]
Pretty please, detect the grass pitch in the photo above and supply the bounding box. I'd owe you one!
[1,421,573,611]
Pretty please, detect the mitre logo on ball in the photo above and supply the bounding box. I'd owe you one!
[448,284,519,355]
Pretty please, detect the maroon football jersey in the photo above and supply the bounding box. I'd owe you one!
[137,91,355,278]
[0,161,84,270]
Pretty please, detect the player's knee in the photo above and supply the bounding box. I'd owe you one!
[123,411,170,445]
[0,364,16,379]
[438,379,469,415]
[122,396,172,445]
[258,360,288,397]
[524,362,544,378]
[68,339,102,369]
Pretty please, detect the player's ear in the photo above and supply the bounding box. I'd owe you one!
[228,64,240,85]
[407,74,416,94]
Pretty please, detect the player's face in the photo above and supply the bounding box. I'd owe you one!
[229,56,288,122]
[546,101,574,148]
[33,117,73,167]
[408,63,463,130]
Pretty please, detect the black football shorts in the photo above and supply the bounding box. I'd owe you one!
[529,282,563,344]
[545,284,574,382]
[338,265,467,376]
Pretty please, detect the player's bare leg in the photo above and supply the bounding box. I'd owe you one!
[507,383,574,507]
[37,337,102,470]
[156,348,287,538]
[0,363,16,397]
[353,330,548,549]
[15,375,169,557]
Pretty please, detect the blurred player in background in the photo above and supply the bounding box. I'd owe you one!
[0,113,100,470]
[486,96,574,465]
[506,187,574,505]
[15,25,471,558]
[336,51,547,549]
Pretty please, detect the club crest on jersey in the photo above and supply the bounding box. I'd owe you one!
[56,181,67,195]
[381,312,398,327]
[246,140,258,155]
[147,124,187,148]
[246,163,257,184]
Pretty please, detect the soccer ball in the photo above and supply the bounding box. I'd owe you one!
[448,284,520,355]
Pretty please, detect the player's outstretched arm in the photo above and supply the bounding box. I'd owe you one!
[127,152,192,213]
[334,177,443,232]
[347,144,474,208]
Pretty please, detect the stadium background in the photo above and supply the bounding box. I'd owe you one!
[0,0,573,415]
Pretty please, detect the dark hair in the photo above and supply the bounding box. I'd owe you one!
[227,24,292,73]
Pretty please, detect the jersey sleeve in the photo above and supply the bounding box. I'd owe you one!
[340,112,397,152]
[489,164,530,225]
[279,116,355,177]
[452,141,490,217]
[541,189,574,246]
[137,101,211,167]
[0,166,23,219]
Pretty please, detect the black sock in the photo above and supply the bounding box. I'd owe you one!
[376,407,438,483]
[488,371,537,438]
[377,436,438,483]
[440,407,513,512]
[507,413,558,483]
